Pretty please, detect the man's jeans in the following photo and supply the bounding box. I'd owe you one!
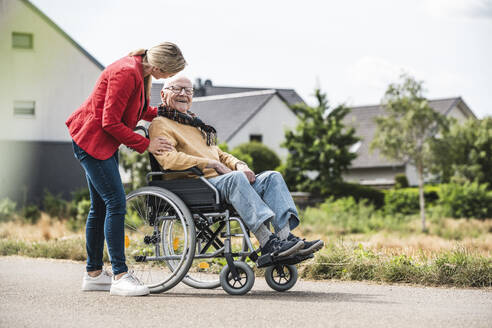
[208,171,300,233]
[72,141,128,275]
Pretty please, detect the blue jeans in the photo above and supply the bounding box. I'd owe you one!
[208,171,300,233]
[72,141,128,275]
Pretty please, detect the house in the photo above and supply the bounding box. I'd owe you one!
[150,80,304,158]
[0,0,104,204]
[342,97,477,187]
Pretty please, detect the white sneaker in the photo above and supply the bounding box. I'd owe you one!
[81,270,112,291]
[109,271,150,297]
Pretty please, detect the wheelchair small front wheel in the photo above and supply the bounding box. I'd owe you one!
[265,264,298,292]
[219,261,255,295]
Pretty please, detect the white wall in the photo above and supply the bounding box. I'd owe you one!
[227,95,298,159]
[446,104,467,121]
[343,166,405,184]
[0,0,103,142]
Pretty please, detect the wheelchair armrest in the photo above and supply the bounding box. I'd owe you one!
[145,166,204,183]
[163,166,204,176]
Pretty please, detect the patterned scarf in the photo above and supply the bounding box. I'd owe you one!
[157,105,217,146]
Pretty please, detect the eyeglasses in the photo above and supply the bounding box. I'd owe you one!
[165,86,194,95]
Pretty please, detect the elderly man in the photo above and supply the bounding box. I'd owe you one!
[149,76,323,258]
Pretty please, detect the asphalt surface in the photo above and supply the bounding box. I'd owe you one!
[0,256,491,328]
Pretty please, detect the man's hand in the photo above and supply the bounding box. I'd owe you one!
[206,160,232,175]
[148,137,174,156]
[236,162,255,183]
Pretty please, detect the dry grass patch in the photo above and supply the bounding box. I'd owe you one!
[0,213,76,241]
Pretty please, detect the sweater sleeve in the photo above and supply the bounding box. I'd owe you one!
[216,147,242,170]
[149,118,210,171]
[101,67,149,153]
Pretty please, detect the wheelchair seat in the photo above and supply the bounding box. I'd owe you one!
[149,178,225,213]
[146,144,228,213]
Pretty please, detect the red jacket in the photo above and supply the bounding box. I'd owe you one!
[66,55,157,160]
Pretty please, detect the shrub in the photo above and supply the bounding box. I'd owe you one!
[0,198,17,222]
[232,142,280,173]
[384,186,441,215]
[218,142,253,168]
[43,190,68,219]
[22,205,41,224]
[327,182,385,208]
[302,197,410,235]
[394,174,409,188]
[71,188,90,204]
[438,182,492,219]
[384,189,419,215]
[68,199,91,232]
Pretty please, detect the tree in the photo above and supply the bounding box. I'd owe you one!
[232,142,280,173]
[371,74,448,231]
[430,117,492,187]
[282,89,359,195]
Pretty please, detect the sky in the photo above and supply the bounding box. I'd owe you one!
[30,0,492,118]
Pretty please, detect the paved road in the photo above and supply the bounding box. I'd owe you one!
[0,257,491,328]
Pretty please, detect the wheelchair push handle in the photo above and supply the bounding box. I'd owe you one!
[134,125,149,138]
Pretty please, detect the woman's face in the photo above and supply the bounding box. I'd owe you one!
[161,77,193,113]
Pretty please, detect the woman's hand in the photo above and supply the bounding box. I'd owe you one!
[148,137,174,155]
[236,163,256,183]
[206,160,232,175]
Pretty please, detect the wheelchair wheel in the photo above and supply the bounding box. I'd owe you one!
[124,187,195,293]
[163,220,250,289]
[264,264,298,292]
[219,261,255,295]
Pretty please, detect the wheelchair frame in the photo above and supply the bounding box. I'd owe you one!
[124,126,299,295]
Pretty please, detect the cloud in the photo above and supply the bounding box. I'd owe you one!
[423,0,492,19]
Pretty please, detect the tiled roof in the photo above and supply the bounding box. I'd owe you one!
[344,97,470,168]
[192,91,276,142]
[194,85,304,107]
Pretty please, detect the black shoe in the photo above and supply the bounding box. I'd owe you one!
[287,233,324,255]
[261,235,304,257]
[277,252,314,265]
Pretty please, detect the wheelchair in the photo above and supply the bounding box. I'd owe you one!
[123,127,305,295]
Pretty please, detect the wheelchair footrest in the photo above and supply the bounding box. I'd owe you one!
[256,252,314,268]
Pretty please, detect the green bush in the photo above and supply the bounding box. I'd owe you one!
[218,142,253,168]
[22,205,41,224]
[0,198,17,221]
[302,197,410,235]
[43,190,68,219]
[232,142,280,173]
[71,188,90,204]
[384,189,419,215]
[438,182,492,219]
[384,186,440,215]
[327,182,385,208]
[394,174,409,188]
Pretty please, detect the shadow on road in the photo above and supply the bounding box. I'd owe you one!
[154,290,395,305]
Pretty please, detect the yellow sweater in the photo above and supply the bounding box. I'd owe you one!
[149,116,242,179]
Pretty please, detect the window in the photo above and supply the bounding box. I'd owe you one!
[12,32,33,49]
[14,101,35,117]
[249,134,262,143]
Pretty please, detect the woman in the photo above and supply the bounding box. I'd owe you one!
[66,42,186,297]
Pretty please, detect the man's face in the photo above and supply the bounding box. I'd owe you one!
[161,77,193,113]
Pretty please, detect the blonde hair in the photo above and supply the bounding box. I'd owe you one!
[128,42,187,100]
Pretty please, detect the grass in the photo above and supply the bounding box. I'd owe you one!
[1,204,491,288]
[299,241,492,288]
